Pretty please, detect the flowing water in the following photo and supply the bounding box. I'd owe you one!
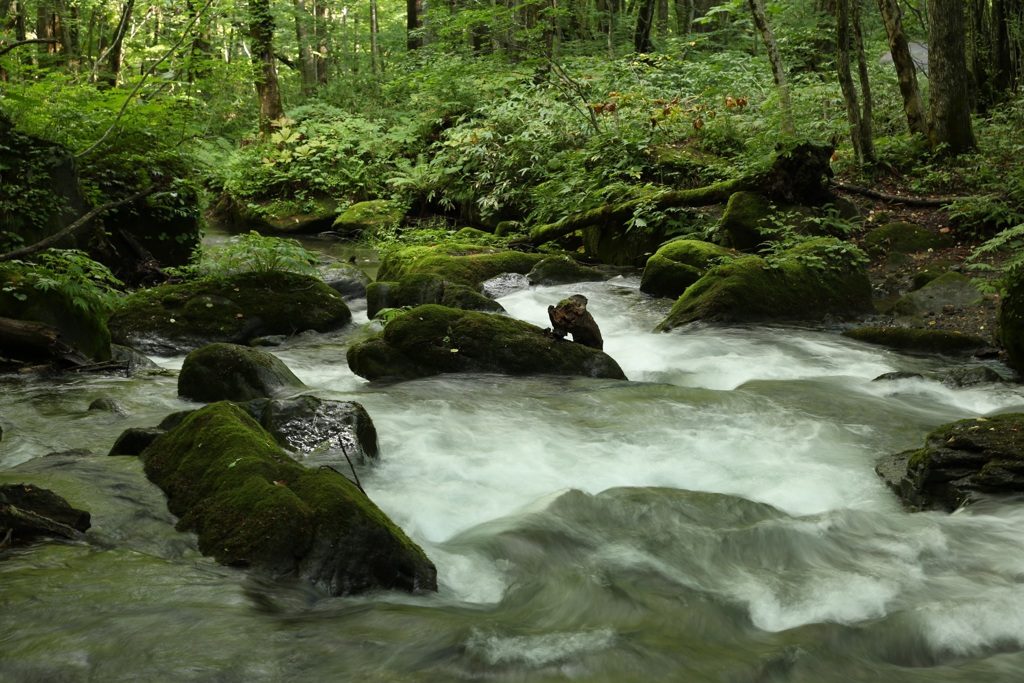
[4,272,1024,682]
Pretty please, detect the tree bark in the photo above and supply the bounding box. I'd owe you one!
[294,0,318,93]
[927,0,977,153]
[634,0,656,53]
[250,0,285,134]
[851,0,874,160]
[747,0,794,135]
[875,0,928,135]
[407,0,422,49]
[836,0,874,162]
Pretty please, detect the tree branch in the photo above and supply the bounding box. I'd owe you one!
[830,179,965,206]
[0,188,155,263]
[0,39,59,58]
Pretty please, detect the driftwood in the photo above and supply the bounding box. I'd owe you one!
[0,484,91,545]
[830,179,966,207]
[529,143,838,245]
[0,316,91,366]
[546,294,604,350]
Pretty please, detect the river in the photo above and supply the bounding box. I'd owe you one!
[3,269,1024,682]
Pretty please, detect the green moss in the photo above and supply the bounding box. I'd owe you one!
[842,326,989,354]
[347,304,626,382]
[527,255,607,286]
[178,343,306,402]
[332,200,405,238]
[108,271,351,352]
[861,222,953,256]
[140,402,436,593]
[657,238,871,330]
[375,245,545,287]
[719,191,774,251]
[366,273,502,318]
[640,239,735,299]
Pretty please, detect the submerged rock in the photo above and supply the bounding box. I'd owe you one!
[108,271,352,355]
[657,238,872,330]
[347,304,626,382]
[139,402,437,595]
[0,483,91,544]
[178,343,306,403]
[843,326,989,355]
[640,239,736,299]
[876,413,1024,511]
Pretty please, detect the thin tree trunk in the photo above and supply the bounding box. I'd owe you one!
[927,0,976,153]
[655,0,668,37]
[875,0,928,135]
[747,0,794,135]
[294,0,318,93]
[851,0,874,160]
[369,0,379,74]
[407,0,422,49]
[100,0,133,87]
[249,0,285,134]
[634,0,656,53]
[836,0,866,162]
[314,0,328,84]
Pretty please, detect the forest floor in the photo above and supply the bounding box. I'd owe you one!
[837,186,1005,359]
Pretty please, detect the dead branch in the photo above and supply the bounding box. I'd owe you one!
[830,179,966,207]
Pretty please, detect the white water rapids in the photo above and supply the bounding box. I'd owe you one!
[3,274,1024,681]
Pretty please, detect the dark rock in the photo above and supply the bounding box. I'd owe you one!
[941,366,1006,388]
[109,427,165,456]
[322,261,372,300]
[240,395,379,463]
[0,483,90,543]
[178,343,306,402]
[843,327,990,355]
[657,238,872,330]
[108,271,351,355]
[527,256,608,286]
[111,344,160,373]
[139,402,437,595]
[481,272,530,299]
[872,371,925,381]
[347,304,626,382]
[250,335,287,347]
[88,397,127,415]
[876,413,1024,511]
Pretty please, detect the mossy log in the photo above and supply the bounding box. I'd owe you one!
[528,178,752,245]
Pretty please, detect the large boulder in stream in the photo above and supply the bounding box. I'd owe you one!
[347,304,626,382]
[178,343,306,402]
[656,238,872,330]
[139,401,437,595]
[108,271,351,355]
[640,239,736,299]
[875,413,1024,512]
[367,273,504,319]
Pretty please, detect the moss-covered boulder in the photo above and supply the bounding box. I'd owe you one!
[640,239,736,299]
[875,413,1024,512]
[656,238,872,330]
[842,326,990,355]
[332,200,405,239]
[376,244,546,287]
[892,272,983,317]
[861,221,953,256]
[0,271,112,362]
[366,274,504,319]
[999,268,1024,372]
[719,191,775,252]
[347,304,626,382]
[108,271,351,355]
[211,194,340,236]
[178,343,306,402]
[139,402,437,595]
[526,255,608,286]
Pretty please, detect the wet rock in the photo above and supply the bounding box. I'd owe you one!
[109,427,165,456]
[0,483,91,544]
[241,395,379,464]
[109,271,351,355]
[872,371,925,381]
[178,343,306,402]
[941,366,1006,388]
[843,327,990,355]
[139,401,437,595]
[88,397,127,415]
[547,294,603,350]
[481,272,530,299]
[111,344,160,373]
[876,413,1024,511]
[657,238,872,330]
[322,261,372,300]
[526,256,607,286]
[640,239,736,299]
[347,304,626,382]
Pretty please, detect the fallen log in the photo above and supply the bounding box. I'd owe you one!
[0,483,91,544]
[0,316,91,366]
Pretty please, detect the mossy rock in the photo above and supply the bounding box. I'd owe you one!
[0,272,112,362]
[861,222,953,256]
[453,227,494,241]
[892,271,983,317]
[999,268,1024,372]
[719,191,775,251]
[875,413,1024,512]
[527,255,608,286]
[212,194,340,236]
[842,326,989,355]
[178,343,306,402]
[640,239,736,299]
[656,238,872,330]
[332,200,405,239]
[376,244,546,287]
[366,273,504,319]
[139,402,437,595]
[321,261,372,300]
[347,304,626,382]
[108,271,351,355]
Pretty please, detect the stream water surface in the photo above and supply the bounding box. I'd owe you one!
[3,272,1024,682]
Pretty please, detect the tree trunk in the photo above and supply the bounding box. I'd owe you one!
[101,0,133,87]
[655,0,668,37]
[875,0,928,135]
[927,0,977,153]
[851,0,874,160]
[837,0,874,163]
[314,0,329,84]
[369,0,380,74]
[249,0,285,134]
[407,0,422,49]
[294,0,318,93]
[674,0,692,34]
[634,0,656,53]
[747,0,794,135]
